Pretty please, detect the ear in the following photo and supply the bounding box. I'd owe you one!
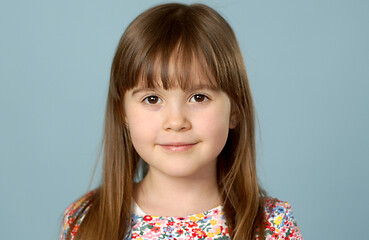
[121,105,128,126]
[124,116,129,129]
[229,112,238,129]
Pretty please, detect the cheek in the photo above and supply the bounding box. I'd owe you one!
[126,109,158,148]
[196,105,230,140]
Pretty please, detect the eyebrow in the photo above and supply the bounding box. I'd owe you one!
[131,84,219,96]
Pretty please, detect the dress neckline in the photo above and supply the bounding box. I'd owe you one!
[132,200,223,219]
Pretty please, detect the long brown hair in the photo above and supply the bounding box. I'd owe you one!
[65,3,266,240]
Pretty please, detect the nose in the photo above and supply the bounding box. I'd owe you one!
[162,103,191,132]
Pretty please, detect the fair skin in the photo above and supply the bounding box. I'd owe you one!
[124,78,237,217]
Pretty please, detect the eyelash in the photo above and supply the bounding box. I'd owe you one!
[142,93,210,104]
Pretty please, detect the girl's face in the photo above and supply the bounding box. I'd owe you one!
[124,77,236,179]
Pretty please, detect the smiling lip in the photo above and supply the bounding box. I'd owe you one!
[159,143,197,152]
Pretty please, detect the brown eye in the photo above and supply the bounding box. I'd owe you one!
[143,95,162,104]
[190,94,209,103]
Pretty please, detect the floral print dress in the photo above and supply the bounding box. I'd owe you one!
[129,202,229,239]
[60,192,303,240]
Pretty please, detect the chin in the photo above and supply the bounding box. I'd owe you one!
[162,168,198,178]
[159,163,211,179]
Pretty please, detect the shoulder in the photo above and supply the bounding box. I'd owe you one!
[262,197,303,239]
[264,197,293,217]
[60,191,95,240]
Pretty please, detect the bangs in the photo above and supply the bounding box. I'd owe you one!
[136,42,219,90]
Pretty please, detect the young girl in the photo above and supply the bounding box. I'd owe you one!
[60,3,302,240]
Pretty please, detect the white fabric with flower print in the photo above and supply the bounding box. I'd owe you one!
[130,201,230,239]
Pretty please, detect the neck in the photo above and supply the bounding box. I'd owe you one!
[134,167,222,217]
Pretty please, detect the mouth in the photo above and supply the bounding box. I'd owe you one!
[159,142,198,152]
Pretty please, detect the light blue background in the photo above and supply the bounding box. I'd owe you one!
[1,0,368,239]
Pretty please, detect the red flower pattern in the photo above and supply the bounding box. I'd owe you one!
[143,215,152,221]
